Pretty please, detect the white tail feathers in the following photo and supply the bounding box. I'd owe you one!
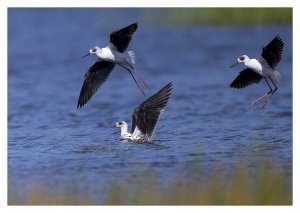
[127,51,135,64]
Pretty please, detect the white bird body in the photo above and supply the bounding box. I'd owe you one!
[96,46,116,62]
[118,122,134,140]
[131,126,141,139]
[117,121,143,140]
[93,46,135,66]
[241,56,263,75]
[240,55,281,84]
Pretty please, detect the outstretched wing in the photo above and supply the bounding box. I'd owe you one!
[131,82,173,138]
[77,61,115,108]
[109,22,138,53]
[230,68,263,89]
[261,35,284,69]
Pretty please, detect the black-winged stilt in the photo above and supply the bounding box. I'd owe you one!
[77,22,149,108]
[229,36,284,108]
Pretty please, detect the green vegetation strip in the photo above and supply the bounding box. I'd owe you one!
[142,8,292,25]
[8,162,292,205]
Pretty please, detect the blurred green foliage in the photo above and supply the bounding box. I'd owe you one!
[8,162,292,205]
[142,8,292,25]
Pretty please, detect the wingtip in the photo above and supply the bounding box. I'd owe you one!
[162,82,173,93]
[161,82,173,98]
[132,22,138,29]
[229,82,235,88]
[229,83,239,89]
[77,103,82,109]
[166,82,173,88]
[274,35,284,44]
[77,100,86,109]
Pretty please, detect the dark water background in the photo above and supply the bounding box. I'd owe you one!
[8,9,292,202]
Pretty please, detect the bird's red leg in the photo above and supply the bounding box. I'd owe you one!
[261,76,278,109]
[261,93,273,108]
[249,77,273,109]
[119,64,145,96]
[249,93,269,108]
[126,62,150,89]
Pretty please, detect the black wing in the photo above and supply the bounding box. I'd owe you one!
[109,22,138,53]
[261,35,284,69]
[77,61,115,108]
[230,68,263,89]
[131,82,173,137]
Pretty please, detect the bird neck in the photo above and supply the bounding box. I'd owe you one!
[120,122,129,136]
[95,48,103,57]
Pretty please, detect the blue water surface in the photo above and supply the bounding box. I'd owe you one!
[8,9,292,203]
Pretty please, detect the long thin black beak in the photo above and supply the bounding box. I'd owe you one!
[229,61,239,68]
[82,53,91,58]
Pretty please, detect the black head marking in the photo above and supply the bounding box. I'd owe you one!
[239,56,245,61]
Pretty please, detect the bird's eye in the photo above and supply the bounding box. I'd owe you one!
[239,56,245,60]
[118,122,122,125]
[92,48,96,52]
